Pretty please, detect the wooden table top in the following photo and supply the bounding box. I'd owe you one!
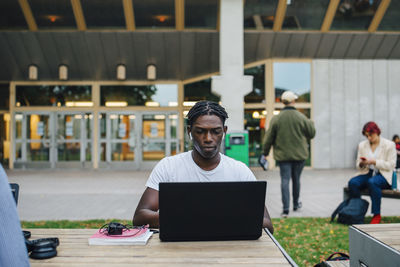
[28,228,292,266]
[352,223,400,252]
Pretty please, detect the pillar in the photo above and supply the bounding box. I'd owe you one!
[211,0,252,132]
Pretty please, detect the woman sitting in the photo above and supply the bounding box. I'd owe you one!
[348,121,396,224]
[392,134,400,169]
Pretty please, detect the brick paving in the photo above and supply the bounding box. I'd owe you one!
[6,168,400,221]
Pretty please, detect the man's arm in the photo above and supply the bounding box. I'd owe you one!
[263,206,274,234]
[305,119,316,139]
[263,118,277,156]
[133,187,160,228]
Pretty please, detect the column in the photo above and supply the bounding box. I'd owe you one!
[211,0,252,132]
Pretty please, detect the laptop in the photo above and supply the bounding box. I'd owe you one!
[159,181,266,242]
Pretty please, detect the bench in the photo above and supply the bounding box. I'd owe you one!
[323,260,349,267]
[343,187,400,201]
[349,224,400,267]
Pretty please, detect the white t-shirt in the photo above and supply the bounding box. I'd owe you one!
[146,151,257,191]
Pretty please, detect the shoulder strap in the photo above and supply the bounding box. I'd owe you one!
[326,252,349,261]
[331,199,349,222]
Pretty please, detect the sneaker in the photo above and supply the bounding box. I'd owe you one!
[281,211,289,218]
[370,214,381,224]
[293,202,302,211]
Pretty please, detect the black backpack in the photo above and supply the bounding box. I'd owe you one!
[331,198,369,225]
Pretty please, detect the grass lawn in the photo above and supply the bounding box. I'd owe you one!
[21,216,400,267]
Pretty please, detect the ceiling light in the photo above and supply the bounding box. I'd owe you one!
[105,101,128,107]
[59,64,68,80]
[183,101,196,107]
[153,15,171,22]
[65,101,94,107]
[145,101,160,107]
[117,64,126,80]
[147,64,156,80]
[154,115,166,120]
[28,65,38,80]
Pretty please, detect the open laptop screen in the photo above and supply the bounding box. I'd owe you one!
[159,181,266,242]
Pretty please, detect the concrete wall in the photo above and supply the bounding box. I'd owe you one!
[313,60,400,169]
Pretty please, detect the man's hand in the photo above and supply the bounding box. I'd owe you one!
[263,206,274,234]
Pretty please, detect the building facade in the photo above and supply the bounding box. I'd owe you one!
[0,0,399,169]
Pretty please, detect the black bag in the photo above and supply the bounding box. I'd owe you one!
[331,198,369,225]
[314,252,349,267]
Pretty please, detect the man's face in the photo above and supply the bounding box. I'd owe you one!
[188,115,226,159]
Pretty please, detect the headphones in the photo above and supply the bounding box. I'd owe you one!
[24,230,59,259]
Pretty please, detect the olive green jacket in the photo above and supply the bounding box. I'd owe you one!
[263,106,316,161]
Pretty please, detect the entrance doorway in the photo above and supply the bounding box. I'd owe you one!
[12,111,179,169]
[99,111,179,170]
[13,111,92,168]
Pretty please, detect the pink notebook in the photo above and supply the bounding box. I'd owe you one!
[88,228,153,245]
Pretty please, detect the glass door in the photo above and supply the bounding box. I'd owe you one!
[14,112,53,168]
[55,112,92,168]
[99,112,139,169]
[13,111,92,168]
[140,112,179,170]
[99,111,179,170]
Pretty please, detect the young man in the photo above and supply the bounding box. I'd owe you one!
[263,91,316,218]
[133,101,274,234]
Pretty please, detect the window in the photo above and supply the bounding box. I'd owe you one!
[16,85,91,107]
[0,0,27,29]
[244,0,277,29]
[378,1,400,31]
[0,84,9,109]
[29,0,76,29]
[283,0,330,30]
[331,0,381,31]
[101,84,178,107]
[81,0,125,29]
[245,65,265,104]
[274,62,311,103]
[245,109,266,166]
[133,0,175,28]
[184,78,220,104]
[185,0,218,29]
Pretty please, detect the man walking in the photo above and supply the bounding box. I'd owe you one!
[263,91,316,218]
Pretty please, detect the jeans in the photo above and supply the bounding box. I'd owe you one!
[348,172,390,215]
[278,160,305,212]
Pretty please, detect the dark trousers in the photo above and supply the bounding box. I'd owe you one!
[278,160,305,212]
[348,171,390,215]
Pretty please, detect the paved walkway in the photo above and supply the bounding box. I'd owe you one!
[6,168,400,221]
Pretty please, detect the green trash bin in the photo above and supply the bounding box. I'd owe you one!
[224,131,249,166]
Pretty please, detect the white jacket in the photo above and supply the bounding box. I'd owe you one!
[356,137,396,184]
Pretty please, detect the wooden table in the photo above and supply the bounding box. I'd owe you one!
[28,228,293,266]
[349,223,400,267]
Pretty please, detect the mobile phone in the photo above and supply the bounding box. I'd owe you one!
[360,157,366,161]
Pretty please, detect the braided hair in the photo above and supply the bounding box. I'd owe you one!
[187,101,228,127]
